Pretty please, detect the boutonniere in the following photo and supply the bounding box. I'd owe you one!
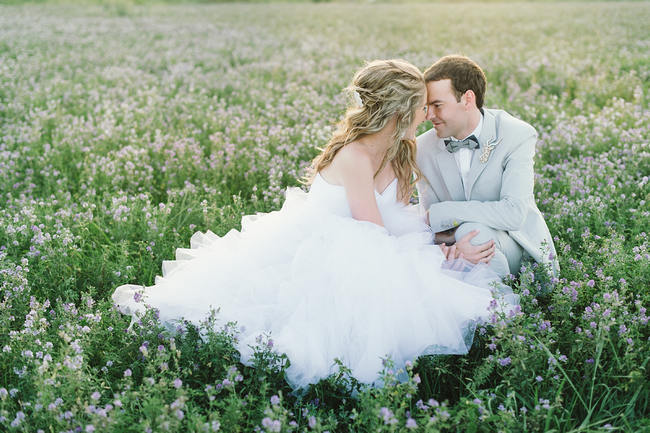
[480,138,501,163]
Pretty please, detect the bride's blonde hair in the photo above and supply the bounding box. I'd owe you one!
[309,59,425,203]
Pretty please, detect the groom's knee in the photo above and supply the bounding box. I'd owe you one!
[456,222,524,276]
[454,222,497,246]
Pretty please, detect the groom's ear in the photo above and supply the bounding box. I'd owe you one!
[463,90,477,110]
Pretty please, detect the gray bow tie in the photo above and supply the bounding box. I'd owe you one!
[444,135,479,153]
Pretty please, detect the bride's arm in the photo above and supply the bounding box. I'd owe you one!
[338,147,384,227]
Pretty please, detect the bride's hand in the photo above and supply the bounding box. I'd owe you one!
[454,230,496,264]
[438,243,463,261]
[439,244,470,271]
[439,243,455,260]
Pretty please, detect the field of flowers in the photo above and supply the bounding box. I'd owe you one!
[1,2,649,432]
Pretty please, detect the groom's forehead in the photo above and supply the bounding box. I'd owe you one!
[426,79,455,100]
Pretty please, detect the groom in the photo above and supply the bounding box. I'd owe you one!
[416,55,559,277]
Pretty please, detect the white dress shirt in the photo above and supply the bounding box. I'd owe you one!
[449,115,483,200]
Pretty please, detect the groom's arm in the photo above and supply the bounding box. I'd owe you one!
[426,133,537,233]
[416,178,458,244]
[416,174,440,210]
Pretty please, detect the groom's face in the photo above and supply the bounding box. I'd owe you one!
[425,79,469,139]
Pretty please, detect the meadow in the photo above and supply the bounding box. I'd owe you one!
[0,2,649,432]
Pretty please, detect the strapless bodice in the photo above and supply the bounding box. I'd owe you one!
[307,173,427,237]
[307,172,399,218]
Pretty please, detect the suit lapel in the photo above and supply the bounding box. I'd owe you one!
[434,142,465,201]
[466,110,499,197]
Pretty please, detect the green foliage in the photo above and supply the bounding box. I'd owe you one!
[0,2,648,432]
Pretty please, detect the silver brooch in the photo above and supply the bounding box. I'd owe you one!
[480,138,500,163]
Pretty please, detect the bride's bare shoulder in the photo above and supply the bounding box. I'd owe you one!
[335,142,373,168]
[323,143,373,184]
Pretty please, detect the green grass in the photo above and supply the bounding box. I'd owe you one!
[0,2,648,432]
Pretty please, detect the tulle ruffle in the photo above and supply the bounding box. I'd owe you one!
[113,186,517,388]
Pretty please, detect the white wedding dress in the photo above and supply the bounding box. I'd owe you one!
[113,173,517,388]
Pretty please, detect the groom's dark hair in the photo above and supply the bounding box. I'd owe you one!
[424,55,487,109]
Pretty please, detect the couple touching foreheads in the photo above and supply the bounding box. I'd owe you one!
[113,55,558,389]
[316,55,558,279]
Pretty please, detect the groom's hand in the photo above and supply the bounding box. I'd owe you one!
[444,230,495,264]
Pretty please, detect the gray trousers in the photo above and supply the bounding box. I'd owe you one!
[455,222,524,277]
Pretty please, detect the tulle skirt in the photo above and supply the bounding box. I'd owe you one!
[113,187,517,388]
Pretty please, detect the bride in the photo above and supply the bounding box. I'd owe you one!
[113,59,516,389]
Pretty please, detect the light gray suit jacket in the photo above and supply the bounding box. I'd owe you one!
[416,108,559,276]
